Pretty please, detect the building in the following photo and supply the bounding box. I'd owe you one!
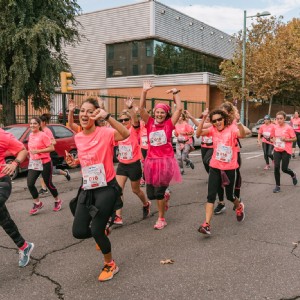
[65,0,235,115]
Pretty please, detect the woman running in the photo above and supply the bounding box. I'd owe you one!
[27,117,62,215]
[139,115,148,187]
[257,115,275,169]
[0,128,34,267]
[271,111,297,193]
[139,81,182,230]
[114,98,151,225]
[66,97,129,282]
[174,112,195,175]
[196,108,246,235]
[290,111,300,158]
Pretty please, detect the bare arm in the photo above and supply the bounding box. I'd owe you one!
[30,144,55,154]
[124,98,139,126]
[139,80,153,124]
[68,99,80,132]
[185,110,200,127]
[2,148,28,176]
[196,108,210,137]
[165,88,182,125]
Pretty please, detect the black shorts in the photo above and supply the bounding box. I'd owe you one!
[146,184,168,200]
[116,160,142,181]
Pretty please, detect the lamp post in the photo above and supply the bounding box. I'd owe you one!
[241,10,271,126]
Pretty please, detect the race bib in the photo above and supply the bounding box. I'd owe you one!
[274,138,285,149]
[82,163,107,190]
[293,124,299,129]
[202,136,213,144]
[215,144,233,163]
[28,159,43,171]
[149,130,167,146]
[177,135,187,143]
[263,132,271,141]
[119,145,133,160]
[141,136,148,147]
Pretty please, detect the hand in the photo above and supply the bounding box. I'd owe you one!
[257,140,262,148]
[96,97,105,110]
[30,149,39,155]
[184,110,192,118]
[124,97,134,109]
[65,151,78,168]
[143,80,153,92]
[68,99,76,112]
[1,163,17,176]
[280,137,286,142]
[166,88,178,94]
[90,108,109,121]
[202,108,209,119]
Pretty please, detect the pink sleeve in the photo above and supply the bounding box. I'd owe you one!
[7,134,25,156]
[42,133,52,147]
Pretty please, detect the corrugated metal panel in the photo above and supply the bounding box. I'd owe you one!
[154,2,235,59]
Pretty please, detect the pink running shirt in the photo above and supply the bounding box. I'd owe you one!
[0,129,24,178]
[290,117,300,133]
[118,126,141,164]
[140,121,148,150]
[175,122,193,144]
[208,124,239,170]
[75,126,116,183]
[145,117,175,158]
[43,127,55,140]
[258,124,275,145]
[28,131,52,164]
[271,123,295,155]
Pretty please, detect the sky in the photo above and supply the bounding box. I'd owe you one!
[76,0,300,34]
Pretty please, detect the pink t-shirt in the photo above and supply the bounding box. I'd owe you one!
[28,131,52,164]
[258,124,275,145]
[0,129,25,178]
[290,117,300,133]
[175,122,193,144]
[43,127,55,140]
[140,121,148,150]
[145,117,175,158]
[75,126,116,183]
[271,124,295,155]
[118,126,141,164]
[208,124,239,170]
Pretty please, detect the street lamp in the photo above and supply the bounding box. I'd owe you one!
[241,10,271,125]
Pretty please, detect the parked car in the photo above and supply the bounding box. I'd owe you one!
[251,114,293,136]
[3,124,77,179]
[172,119,202,148]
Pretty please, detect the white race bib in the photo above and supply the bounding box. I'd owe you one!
[293,124,299,129]
[141,136,148,147]
[28,159,43,171]
[215,144,233,163]
[82,163,107,190]
[202,136,213,144]
[274,138,285,149]
[149,130,167,146]
[119,145,133,160]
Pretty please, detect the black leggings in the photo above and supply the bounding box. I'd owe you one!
[0,176,25,248]
[207,167,237,204]
[273,150,295,186]
[292,132,300,148]
[72,183,119,255]
[27,161,58,199]
[262,142,274,165]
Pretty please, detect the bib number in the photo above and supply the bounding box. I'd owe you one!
[119,145,133,160]
[28,159,43,171]
[82,163,107,190]
[141,136,148,147]
[216,144,232,163]
[274,138,285,149]
[149,130,167,146]
[202,136,213,144]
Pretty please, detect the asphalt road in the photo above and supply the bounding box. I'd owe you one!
[1,137,300,300]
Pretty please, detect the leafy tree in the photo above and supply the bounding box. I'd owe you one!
[0,0,82,124]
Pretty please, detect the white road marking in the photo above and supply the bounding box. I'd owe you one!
[245,154,263,159]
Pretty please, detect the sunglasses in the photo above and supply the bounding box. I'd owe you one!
[118,118,130,123]
[211,117,224,124]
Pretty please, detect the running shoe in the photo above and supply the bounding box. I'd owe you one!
[186,161,190,168]
[198,222,211,235]
[273,185,281,193]
[214,203,226,215]
[140,178,146,187]
[98,261,119,282]
[38,188,48,195]
[235,203,245,222]
[154,219,167,230]
[292,173,298,186]
[64,169,71,181]
[264,165,270,170]
[189,161,195,170]
[292,153,296,158]
[164,189,171,211]
[19,242,34,268]
[114,215,123,225]
[30,202,44,215]
[53,199,62,212]
[143,201,151,219]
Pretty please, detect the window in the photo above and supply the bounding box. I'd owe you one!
[107,66,113,77]
[132,65,139,75]
[146,64,153,74]
[107,45,114,60]
[50,125,73,139]
[145,41,153,57]
[132,42,138,58]
[3,126,27,140]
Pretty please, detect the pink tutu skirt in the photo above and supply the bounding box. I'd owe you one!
[144,156,182,187]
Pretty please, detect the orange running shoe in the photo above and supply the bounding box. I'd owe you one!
[98,261,119,282]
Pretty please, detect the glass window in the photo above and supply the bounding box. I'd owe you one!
[3,126,27,140]
[132,65,139,75]
[145,41,153,57]
[50,125,73,139]
[146,64,153,74]
[107,66,113,77]
[132,42,138,58]
[107,45,114,60]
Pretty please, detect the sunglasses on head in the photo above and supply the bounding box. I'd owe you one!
[118,118,130,123]
[211,117,223,124]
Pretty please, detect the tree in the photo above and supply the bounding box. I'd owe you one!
[0,0,82,125]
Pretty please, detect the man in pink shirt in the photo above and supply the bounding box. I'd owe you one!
[0,128,34,267]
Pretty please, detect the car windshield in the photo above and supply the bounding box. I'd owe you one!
[3,126,27,140]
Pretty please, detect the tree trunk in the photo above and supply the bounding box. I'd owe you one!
[268,95,273,116]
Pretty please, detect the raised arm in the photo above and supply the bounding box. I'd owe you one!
[196,108,210,138]
[67,99,80,132]
[124,97,139,127]
[166,88,182,125]
[139,80,153,124]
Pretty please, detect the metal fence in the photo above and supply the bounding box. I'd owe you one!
[14,92,206,125]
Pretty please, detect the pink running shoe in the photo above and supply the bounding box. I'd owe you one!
[154,219,167,230]
[30,202,44,215]
[164,189,171,211]
[53,199,62,212]
[264,165,270,170]
[114,215,123,225]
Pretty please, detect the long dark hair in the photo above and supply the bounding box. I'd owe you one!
[209,109,230,127]
[30,117,42,131]
[81,97,102,126]
[40,113,51,123]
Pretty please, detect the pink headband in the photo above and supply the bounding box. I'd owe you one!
[154,103,171,114]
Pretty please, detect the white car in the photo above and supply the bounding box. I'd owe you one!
[173,119,202,147]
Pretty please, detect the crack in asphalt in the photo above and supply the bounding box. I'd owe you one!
[280,296,300,300]
[291,241,300,259]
